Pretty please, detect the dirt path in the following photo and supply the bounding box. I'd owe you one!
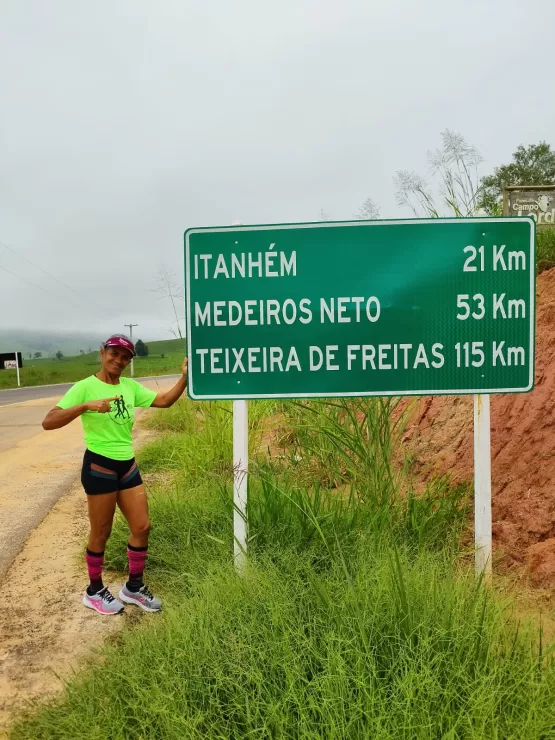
[0,476,123,735]
[0,396,85,579]
[0,422,158,736]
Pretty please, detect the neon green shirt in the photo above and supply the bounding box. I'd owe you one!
[57,375,157,460]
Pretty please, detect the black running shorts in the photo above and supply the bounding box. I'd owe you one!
[81,449,143,495]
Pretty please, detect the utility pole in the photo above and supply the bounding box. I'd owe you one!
[124,323,138,378]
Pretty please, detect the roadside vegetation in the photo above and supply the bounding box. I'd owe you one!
[11,397,555,739]
[537,228,555,273]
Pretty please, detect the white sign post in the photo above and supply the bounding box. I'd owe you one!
[233,399,248,572]
[230,221,248,573]
[474,394,492,579]
[4,353,21,386]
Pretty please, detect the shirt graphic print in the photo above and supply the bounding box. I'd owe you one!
[56,375,156,460]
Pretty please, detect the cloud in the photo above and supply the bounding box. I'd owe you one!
[1,0,553,339]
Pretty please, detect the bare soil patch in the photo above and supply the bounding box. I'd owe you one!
[0,422,158,736]
[403,267,555,586]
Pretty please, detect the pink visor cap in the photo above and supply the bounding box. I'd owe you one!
[102,335,136,357]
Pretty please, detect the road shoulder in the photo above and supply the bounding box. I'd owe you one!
[0,422,159,736]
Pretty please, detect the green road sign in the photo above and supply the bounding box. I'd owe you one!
[184,218,535,400]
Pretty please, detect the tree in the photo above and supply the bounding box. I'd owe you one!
[55,350,63,360]
[355,197,380,220]
[28,353,32,359]
[395,130,483,218]
[80,349,84,355]
[153,268,184,339]
[33,352,42,359]
[479,142,555,214]
[135,339,148,357]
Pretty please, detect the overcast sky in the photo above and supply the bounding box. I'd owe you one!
[1,0,553,342]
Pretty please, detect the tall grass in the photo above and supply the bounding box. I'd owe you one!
[280,398,405,496]
[13,547,555,738]
[11,397,555,739]
[537,228,555,274]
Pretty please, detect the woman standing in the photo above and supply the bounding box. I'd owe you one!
[42,334,188,615]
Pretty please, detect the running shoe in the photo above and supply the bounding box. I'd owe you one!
[82,586,125,615]
[118,584,162,612]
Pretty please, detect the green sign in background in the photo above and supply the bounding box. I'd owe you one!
[185,219,535,400]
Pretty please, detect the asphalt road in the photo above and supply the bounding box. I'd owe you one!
[0,374,181,407]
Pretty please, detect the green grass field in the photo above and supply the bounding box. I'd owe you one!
[10,397,555,739]
[0,338,185,390]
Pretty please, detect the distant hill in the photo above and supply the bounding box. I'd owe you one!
[0,337,186,389]
[145,338,186,355]
[0,329,106,359]
[0,330,184,359]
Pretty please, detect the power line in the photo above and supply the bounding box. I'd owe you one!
[0,237,110,317]
[0,263,75,302]
[0,237,88,299]
[0,262,108,317]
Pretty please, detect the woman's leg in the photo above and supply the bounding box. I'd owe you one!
[118,484,151,590]
[117,484,161,612]
[86,492,118,593]
[117,484,151,548]
[87,492,118,552]
[80,450,124,613]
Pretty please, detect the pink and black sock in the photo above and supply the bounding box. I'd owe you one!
[126,543,148,592]
[86,549,104,595]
